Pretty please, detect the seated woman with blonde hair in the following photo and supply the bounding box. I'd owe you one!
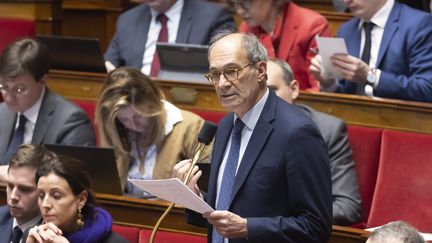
[26,151,127,243]
[96,67,210,197]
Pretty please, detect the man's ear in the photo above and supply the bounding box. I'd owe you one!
[257,61,267,83]
[38,74,47,85]
[290,80,300,100]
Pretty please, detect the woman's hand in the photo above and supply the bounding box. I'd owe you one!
[26,223,68,243]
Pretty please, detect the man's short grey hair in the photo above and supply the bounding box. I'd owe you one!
[368,221,426,243]
[269,58,294,85]
[208,30,268,64]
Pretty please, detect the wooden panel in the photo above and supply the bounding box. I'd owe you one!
[0,0,62,35]
[45,70,432,134]
[0,187,368,242]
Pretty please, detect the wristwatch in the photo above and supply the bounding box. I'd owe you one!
[366,68,378,86]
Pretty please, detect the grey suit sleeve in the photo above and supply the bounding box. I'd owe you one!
[58,109,96,146]
[327,121,362,225]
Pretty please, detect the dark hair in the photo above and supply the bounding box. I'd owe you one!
[36,154,96,217]
[9,144,54,172]
[0,38,50,82]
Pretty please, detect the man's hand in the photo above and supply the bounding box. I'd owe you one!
[330,54,370,84]
[172,159,201,195]
[203,210,248,239]
[310,55,336,88]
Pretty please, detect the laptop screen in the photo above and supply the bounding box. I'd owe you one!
[44,144,123,195]
[36,35,106,73]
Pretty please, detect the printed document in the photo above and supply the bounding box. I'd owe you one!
[316,36,348,79]
[128,178,214,214]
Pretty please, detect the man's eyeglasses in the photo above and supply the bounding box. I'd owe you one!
[227,0,254,11]
[0,83,29,96]
[205,63,254,85]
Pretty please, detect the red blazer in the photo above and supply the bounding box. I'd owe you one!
[240,2,332,91]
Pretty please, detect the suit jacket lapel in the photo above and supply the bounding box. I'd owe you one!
[0,214,13,243]
[229,92,276,207]
[345,19,361,58]
[176,0,192,43]
[207,114,233,207]
[32,90,54,144]
[0,110,17,163]
[376,2,400,67]
[133,6,152,67]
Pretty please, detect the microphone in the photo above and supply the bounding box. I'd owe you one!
[149,121,217,243]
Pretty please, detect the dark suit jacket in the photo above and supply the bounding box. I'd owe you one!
[299,105,362,226]
[0,89,96,164]
[188,90,332,243]
[104,0,236,68]
[0,206,34,243]
[336,1,432,102]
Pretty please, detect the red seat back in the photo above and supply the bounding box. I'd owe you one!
[112,224,140,243]
[367,130,432,232]
[139,229,206,243]
[73,100,99,145]
[190,109,226,124]
[347,125,383,226]
[0,17,35,52]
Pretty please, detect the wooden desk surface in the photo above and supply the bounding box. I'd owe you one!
[46,69,432,134]
[0,187,368,242]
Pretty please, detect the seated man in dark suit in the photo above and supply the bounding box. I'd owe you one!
[267,58,362,226]
[0,145,50,243]
[0,38,96,182]
[310,0,432,102]
[104,0,236,76]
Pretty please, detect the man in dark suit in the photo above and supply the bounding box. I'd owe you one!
[0,38,96,181]
[173,32,332,242]
[310,0,432,102]
[0,145,49,243]
[267,58,362,226]
[104,0,236,75]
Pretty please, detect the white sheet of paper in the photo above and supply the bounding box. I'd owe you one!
[316,37,348,79]
[128,178,214,214]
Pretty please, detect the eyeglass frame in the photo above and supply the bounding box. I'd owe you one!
[0,82,30,97]
[205,62,255,85]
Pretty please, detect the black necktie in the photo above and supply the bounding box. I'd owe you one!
[4,114,27,164]
[357,22,375,95]
[11,226,23,243]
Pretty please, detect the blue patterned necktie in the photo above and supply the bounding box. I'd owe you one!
[212,118,245,243]
[4,114,27,164]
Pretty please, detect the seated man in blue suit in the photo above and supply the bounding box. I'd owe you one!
[310,0,432,102]
[267,58,362,226]
[0,38,96,182]
[173,32,332,242]
[104,0,236,76]
[0,145,49,243]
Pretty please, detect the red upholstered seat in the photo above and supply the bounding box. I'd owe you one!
[190,109,227,124]
[0,17,35,52]
[367,130,432,232]
[112,224,140,243]
[347,125,383,228]
[139,229,207,243]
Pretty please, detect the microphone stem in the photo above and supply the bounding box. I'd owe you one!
[149,143,208,243]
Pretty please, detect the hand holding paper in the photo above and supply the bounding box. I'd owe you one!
[128,178,213,214]
[316,36,348,79]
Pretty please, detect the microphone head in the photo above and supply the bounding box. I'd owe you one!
[198,121,218,145]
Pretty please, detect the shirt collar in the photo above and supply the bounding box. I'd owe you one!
[234,88,269,132]
[163,100,183,136]
[13,215,42,232]
[21,86,45,125]
[358,0,394,29]
[150,0,184,22]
